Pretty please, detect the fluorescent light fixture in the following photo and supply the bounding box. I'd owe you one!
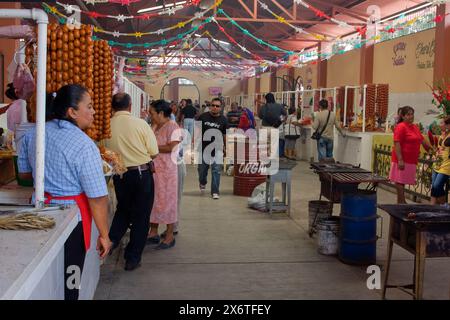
[138,1,187,14]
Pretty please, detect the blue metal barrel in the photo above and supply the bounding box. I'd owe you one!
[339,190,377,265]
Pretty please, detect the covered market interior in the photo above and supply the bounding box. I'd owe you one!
[0,0,449,300]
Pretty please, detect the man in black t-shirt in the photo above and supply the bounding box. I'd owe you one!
[197,97,228,199]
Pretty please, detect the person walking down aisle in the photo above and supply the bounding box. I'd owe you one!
[284,106,302,160]
[180,98,198,142]
[147,100,182,249]
[17,84,112,300]
[389,106,431,204]
[105,93,159,271]
[312,99,346,161]
[197,97,228,199]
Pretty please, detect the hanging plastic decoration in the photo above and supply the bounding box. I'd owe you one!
[55,0,221,37]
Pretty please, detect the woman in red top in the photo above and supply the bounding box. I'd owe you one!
[389,106,431,203]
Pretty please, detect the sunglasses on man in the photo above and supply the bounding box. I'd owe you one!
[211,104,221,107]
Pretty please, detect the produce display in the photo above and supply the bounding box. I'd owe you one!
[376,84,389,121]
[25,23,113,141]
[339,84,389,132]
[99,145,127,176]
[365,84,377,130]
[92,39,113,140]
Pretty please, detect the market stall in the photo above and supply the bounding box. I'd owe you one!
[379,204,450,300]
[0,9,119,300]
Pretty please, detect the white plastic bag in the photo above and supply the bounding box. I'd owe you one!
[0,25,35,40]
[13,63,35,100]
[113,57,125,95]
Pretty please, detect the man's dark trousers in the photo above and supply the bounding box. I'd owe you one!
[110,168,154,264]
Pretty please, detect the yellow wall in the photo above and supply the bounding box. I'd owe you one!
[294,65,317,89]
[142,70,241,103]
[179,86,200,103]
[373,28,435,93]
[248,77,256,96]
[276,68,288,78]
[327,49,361,88]
[260,72,271,93]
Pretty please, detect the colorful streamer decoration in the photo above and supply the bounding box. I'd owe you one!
[216,10,295,55]
[55,0,220,37]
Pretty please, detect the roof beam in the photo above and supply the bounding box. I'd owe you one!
[270,0,294,20]
[236,0,255,18]
[307,0,369,22]
[145,15,366,26]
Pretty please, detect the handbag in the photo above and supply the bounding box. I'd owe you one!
[285,116,301,140]
[311,111,331,140]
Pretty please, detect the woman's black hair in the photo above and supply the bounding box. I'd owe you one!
[48,84,89,124]
[150,99,172,118]
[398,106,414,124]
[265,93,275,104]
[319,99,328,110]
[5,83,18,100]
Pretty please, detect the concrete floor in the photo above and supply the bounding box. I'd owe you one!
[95,161,450,300]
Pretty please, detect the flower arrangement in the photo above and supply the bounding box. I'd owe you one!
[428,81,450,118]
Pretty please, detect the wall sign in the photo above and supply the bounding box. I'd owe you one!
[209,87,222,95]
[416,39,435,70]
[392,42,406,66]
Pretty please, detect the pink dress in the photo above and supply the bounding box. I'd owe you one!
[150,120,181,224]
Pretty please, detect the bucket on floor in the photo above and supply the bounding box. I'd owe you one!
[317,216,340,255]
[308,200,333,237]
[339,190,377,265]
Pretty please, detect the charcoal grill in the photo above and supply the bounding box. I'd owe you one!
[378,204,450,300]
[310,162,387,203]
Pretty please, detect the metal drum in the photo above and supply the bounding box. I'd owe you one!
[339,190,378,265]
[232,136,267,197]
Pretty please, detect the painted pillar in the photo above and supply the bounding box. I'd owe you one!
[434,3,450,83]
[360,35,374,85]
[255,74,260,93]
[317,42,327,88]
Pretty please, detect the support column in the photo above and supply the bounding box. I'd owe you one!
[360,35,374,85]
[244,78,249,95]
[288,67,295,90]
[270,69,277,92]
[255,74,261,93]
[434,3,450,83]
[170,78,179,102]
[317,42,327,88]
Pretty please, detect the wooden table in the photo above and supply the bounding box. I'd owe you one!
[0,151,16,185]
[378,204,450,300]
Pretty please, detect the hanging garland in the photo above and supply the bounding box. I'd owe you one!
[257,0,329,41]
[293,0,355,30]
[43,3,216,48]
[216,10,295,55]
[53,1,221,38]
